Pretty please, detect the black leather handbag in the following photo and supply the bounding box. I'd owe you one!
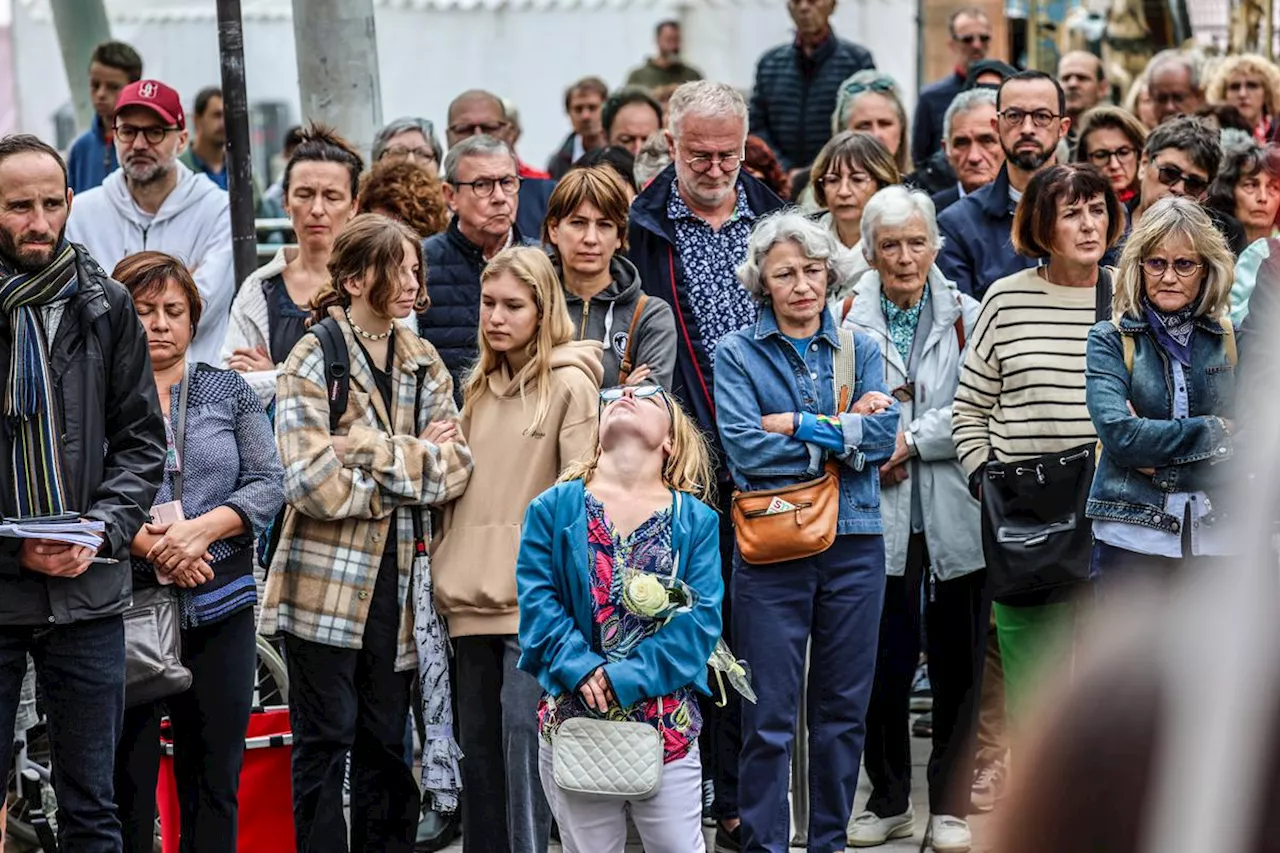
[124,369,193,708]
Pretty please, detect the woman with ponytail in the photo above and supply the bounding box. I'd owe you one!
[431,245,603,853]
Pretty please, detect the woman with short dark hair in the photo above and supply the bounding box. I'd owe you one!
[113,250,284,853]
[1206,134,1280,246]
[1074,106,1148,207]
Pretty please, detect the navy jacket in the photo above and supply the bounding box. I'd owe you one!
[749,30,875,171]
[66,116,119,194]
[418,218,536,404]
[936,166,1034,300]
[912,72,966,167]
[931,184,962,214]
[627,164,786,450]
[516,177,555,244]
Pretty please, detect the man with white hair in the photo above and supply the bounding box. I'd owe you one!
[628,78,785,853]
[1146,49,1205,125]
[932,87,1004,213]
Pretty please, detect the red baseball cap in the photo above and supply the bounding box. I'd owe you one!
[113,80,185,129]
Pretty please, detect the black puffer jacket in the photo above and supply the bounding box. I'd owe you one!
[418,218,536,404]
[0,245,166,625]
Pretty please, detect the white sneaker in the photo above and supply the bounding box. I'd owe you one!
[928,815,972,853]
[847,809,915,847]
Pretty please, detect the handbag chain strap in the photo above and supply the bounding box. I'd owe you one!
[171,362,193,505]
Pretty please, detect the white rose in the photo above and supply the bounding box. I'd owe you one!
[625,573,669,617]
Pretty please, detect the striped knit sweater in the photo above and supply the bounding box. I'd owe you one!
[952,267,1100,476]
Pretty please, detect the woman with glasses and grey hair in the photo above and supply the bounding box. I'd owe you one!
[1087,195,1238,581]
[372,117,443,177]
[714,209,900,853]
[839,186,984,852]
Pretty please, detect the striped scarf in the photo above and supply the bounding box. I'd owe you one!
[1,243,79,517]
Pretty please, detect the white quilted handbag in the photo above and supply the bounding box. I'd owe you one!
[550,493,683,801]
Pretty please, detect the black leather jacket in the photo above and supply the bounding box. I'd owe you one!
[0,245,166,625]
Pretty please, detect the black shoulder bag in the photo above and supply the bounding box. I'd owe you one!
[124,367,195,707]
[979,267,1112,604]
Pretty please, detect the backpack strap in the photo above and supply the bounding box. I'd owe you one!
[841,295,854,325]
[1122,333,1135,374]
[309,316,350,434]
[617,294,649,385]
[953,294,966,351]
[1220,316,1238,366]
[833,328,857,413]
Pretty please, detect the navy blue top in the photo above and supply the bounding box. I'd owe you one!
[66,116,119,194]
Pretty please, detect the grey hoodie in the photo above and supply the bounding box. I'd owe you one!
[558,254,677,388]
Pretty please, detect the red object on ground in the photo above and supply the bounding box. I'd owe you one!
[157,706,296,852]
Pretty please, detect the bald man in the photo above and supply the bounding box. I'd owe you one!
[1059,51,1108,126]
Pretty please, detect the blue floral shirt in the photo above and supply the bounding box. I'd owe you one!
[668,178,758,367]
[881,284,930,365]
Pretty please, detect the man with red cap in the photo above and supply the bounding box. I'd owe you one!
[67,78,233,364]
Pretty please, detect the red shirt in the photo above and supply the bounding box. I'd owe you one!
[518,160,551,181]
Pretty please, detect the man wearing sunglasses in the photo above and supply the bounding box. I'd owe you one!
[912,7,993,168]
[1134,116,1247,255]
[66,78,234,364]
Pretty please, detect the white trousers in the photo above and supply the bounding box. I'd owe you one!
[538,741,707,853]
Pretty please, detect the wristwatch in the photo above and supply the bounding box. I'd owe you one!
[904,431,918,457]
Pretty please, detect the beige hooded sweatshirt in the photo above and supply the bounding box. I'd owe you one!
[433,339,603,636]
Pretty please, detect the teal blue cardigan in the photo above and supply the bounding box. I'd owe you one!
[515,479,723,708]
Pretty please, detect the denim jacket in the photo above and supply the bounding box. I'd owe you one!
[714,304,900,535]
[1085,315,1236,533]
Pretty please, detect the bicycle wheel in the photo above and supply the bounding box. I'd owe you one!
[254,635,289,706]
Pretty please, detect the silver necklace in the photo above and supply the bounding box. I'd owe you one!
[345,308,392,341]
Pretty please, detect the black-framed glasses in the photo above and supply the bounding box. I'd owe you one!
[447,121,509,138]
[1141,257,1204,278]
[954,33,992,45]
[998,108,1060,128]
[380,145,437,164]
[114,124,179,145]
[451,176,520,197]
[1152,163,1210,197]
[1087,146,1136,166]
[684,152,742,174]
[599,384,671,415]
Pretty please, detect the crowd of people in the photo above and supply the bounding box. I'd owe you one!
[0,0,1271,851]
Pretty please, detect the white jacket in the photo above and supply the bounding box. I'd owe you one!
[67,163,234,365]
[222,245,291,405]
[843,266,984,581]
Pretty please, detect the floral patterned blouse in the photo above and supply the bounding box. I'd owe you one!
[537,491,702,763]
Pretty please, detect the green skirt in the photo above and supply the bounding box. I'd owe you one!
[992,600,1074,720]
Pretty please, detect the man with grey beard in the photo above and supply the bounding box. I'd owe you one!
[936,70,1070,300]
[67,78,233,363]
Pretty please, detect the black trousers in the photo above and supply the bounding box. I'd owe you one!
[698,487,740,821]
[115,606,257,853]
[863,533,988,817]
[285,551,420,853]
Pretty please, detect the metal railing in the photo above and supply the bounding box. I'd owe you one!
[254,218,296,266]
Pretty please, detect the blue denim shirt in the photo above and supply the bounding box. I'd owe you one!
[714,304,900,535]
[1085,315,1236,536]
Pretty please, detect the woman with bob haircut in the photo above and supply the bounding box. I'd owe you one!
[262,213,474,852]
[431,245,603,853]
[714,209,900,853]
[1205,53,1280,142]
[516,384,722,852]
[1086,196,1237,579]
[1074,106,1149,208]
[952,164,1124,723]
[543,165,677,388]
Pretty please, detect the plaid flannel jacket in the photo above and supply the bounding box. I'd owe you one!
[260,308,473,669]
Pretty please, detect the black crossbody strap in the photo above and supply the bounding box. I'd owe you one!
[310,317,350,433]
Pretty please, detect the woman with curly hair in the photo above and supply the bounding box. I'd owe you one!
[743,135,789,200]
[358,159,450,240]
[1206,53,1280,142]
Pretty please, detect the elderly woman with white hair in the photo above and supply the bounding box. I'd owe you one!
[372,116,442,177]
[1087,196,1238,581]
[839,186,985,852]
[714,210,900,853]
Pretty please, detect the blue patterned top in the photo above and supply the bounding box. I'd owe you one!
[141,364,285,628]
[881,284,930,365]
[668,178,758,367]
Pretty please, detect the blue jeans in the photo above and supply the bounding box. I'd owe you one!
[0,615,126,852]
[735,534,886,853]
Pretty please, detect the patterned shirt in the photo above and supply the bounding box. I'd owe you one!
[669,178,758,367]
[537,491,702,763]
[881,284,930,365]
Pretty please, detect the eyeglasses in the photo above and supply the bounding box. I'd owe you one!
[816,172,874,192]
[1152,163,1210,197]
[683,152,742,174]
[997,108,1061,128]
[953,33,992,45]
[1227,79,1264,93]
[114,124,179,145]
[1141,257,1204,278]
[451,176,521,197]
[381,146,437,164]
[598,384,671,415]
[1087,146,1136,166]
[447,121,508,138]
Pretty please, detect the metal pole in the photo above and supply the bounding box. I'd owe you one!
[1027,0,1040,70]
[48,0,111,130]
[1267,0,1276,61]
[291,0,383,160]
[216,0,259,289]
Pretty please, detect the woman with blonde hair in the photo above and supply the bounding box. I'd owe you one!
[833,70,912,176]
[516,384,722,852]
[263,213,474,852]
[432,245,604,853]
[1087,195,1237,580]
[1206,53,1280,142]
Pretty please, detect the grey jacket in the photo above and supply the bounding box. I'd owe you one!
[559,255,677,389]
[843,267,984,581]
